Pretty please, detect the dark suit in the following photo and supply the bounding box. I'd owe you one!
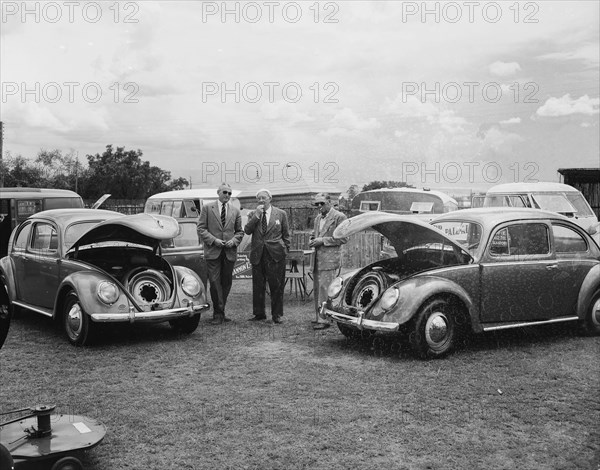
[197,201,244,319]
[244,206,290,320]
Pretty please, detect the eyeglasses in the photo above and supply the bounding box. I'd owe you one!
[221,191,232,195]
[315,202,325,207]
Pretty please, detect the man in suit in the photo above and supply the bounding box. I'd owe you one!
[197,183,245,324]
[244,189,290,324]
[309,193,348,329]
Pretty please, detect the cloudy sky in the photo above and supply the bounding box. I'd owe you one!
[1,1,598,194]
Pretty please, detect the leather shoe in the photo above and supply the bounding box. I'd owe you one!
[223,317,232,323]
[210,319,224,325]
[273,318,282,324]
[247,316,266,321]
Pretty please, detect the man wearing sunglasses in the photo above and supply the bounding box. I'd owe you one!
[309,193,348,329]
[197,183,245,324]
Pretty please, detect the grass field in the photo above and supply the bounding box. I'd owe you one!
[1,280,599,470]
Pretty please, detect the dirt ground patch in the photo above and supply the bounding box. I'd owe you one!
[1,280,598,469]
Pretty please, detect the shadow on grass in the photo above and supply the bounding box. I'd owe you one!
[326,322,584,361]
[9,307,194,348]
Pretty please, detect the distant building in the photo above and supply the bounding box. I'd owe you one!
[558,168,600,218]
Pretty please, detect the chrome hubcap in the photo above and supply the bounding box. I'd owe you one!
[67,303,83,336]
[425,312,449,346]
[592,298,600,327]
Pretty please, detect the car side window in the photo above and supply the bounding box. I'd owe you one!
[31,223,58,252]
[13,222,32,252]
[490,228,509,256]
[552,224,587,253]
[490,223,550,257]
[161,200,174,216]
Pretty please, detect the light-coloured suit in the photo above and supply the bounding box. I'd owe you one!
[197,201,244,319]
[312,208,348,315]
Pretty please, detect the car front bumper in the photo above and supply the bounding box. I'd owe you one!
[320,303,400,333]
[90,302,209,323]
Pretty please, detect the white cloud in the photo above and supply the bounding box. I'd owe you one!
[260,101,314,126]
[489,61,521,77]
[322,108,380,136]
[500,117,522,125]
[536,94,600,117]
[537,43,600,66]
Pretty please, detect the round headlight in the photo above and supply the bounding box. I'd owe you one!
[181,275,201,297]
[379,287,400,311]
[97,281,119,305]
[327,277,344,299]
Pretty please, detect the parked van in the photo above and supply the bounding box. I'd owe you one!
[483,182,599,243]
[144,189,251,285]
[351,188,458,219]
[144,189,241,218]
[0,188,83,257]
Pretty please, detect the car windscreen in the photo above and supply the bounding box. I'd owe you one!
[44,197,84,209]
[531,194,577,213]
[161,222,201,248]
[432,221,483,255]
[564,193,595,217]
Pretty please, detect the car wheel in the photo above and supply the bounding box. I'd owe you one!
[580,290,600,336]
[350,271,388,312]
[0,443,13,470]
[409,297,462,359]
[63,292,95,346]
[51,456,83,470]
[169,315,200,334]
[0,277,12,350]
[336,322,374,340]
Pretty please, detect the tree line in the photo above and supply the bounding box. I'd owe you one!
[1,144,411,202]
[0,145,188,199]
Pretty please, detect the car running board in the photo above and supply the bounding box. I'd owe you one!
[482,316,579,332]
[11,301,53,317]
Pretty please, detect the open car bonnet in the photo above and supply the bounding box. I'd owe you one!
[70,213,180,250]
[333,211,472,262]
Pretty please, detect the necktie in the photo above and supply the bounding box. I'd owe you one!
[221,203,226,226]
[261,209,267,233]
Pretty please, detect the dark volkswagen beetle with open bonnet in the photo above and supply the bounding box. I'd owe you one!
[0,209,209,346]
[321,208,600,358]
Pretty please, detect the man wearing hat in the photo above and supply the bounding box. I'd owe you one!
[309,193,348,329]
[197,183,245,325]
[244,189,290,324]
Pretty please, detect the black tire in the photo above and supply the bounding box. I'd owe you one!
[63,292,95,346]
[51,456,83,470]
[169,315,200,334]
[337,322,375,340]
[579,290,600,336]
[409,297,463,359]
[0,278,12,350]
[0,443,13,470]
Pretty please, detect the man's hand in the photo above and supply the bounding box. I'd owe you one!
[214,239,225,247]
[224,239,235,248]
[309,237,324,248]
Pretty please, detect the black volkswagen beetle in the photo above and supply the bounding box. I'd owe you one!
[321,208,600,358]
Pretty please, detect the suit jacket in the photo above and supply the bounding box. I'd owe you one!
[244,206,290,265]
[197,201,244,261]
[312,208,348,271]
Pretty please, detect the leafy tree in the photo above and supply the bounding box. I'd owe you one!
[362,180,414,192]
[346,184,359,201]
[79,145,188,199]
[0,152,44,187]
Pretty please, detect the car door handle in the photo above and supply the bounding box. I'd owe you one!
[545,264,558,270]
